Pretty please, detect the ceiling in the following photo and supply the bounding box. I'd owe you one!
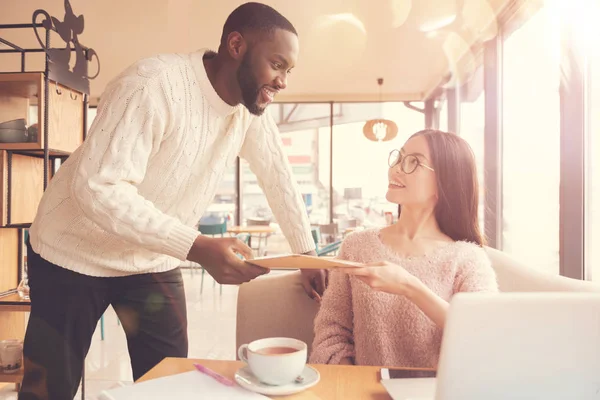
[0,0,512,102]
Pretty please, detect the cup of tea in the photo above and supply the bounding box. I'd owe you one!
[237,337,307,386]
[0,339,23,373]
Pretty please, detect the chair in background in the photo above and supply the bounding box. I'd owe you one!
[316,241,342,257]
[246,218,270,226]
[234,233,251,260]
[198,220,228,236]
[247,218,271,256]
[337,218,359,236]
[318,223,339,244]
[311,227,342,257]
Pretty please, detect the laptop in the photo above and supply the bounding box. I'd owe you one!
[382,292,600,400]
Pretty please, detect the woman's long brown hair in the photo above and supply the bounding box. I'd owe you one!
[397,129,485,246]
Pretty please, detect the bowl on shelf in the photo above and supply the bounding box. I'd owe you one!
[0,127,28,143]
[0,118,26,130]
[27,124,38,143]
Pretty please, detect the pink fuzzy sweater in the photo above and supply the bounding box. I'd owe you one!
[310,229,498,368]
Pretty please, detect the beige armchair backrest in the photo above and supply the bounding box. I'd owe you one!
[236,271,319,356]
[236,248,600,357]
[485,247,600,292]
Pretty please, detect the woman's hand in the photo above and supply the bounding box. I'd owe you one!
[337,261,420,297]
[338,261,449,327]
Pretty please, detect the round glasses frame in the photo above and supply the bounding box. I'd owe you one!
[388,149,435,174]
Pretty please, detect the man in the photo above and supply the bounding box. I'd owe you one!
[19,3,327,399]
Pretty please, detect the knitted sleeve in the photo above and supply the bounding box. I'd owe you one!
[70,72,199,261]
[239,113,315,254]
[453,245,499,294]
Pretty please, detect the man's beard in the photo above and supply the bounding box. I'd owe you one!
[237,52,265,116]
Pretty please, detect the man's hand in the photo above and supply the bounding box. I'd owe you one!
[300,250,329,302]
[187,235,269,284]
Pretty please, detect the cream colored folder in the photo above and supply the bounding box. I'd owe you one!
[245,254,363,270]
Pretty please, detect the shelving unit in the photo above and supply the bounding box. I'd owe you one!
[0,73,85,155]
[0,151,45,226]
[0,2,99,396]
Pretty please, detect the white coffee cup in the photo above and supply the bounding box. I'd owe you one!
[237,337,307,386]
[0,339,23,373]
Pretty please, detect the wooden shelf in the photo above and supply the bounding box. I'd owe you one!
[0,72,41,98]
[0,293,30,312]
[0,72,84,154]
[0,151,45,226]
[0,223,31,229]
[0,230,19,293]
[0,365,23,384]
[0,143,40,151]
[6,148,72,158]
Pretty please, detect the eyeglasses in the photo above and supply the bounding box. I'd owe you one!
[388,149,435,174]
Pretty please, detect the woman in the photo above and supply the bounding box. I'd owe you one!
[310,129,498,368]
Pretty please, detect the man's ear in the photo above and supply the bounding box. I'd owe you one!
[226,31,246,61]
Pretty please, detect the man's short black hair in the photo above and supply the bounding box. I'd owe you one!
[220,2,297,48]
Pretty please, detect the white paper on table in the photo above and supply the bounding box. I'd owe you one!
[98,371,269,400]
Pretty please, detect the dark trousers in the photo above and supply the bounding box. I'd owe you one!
[18,243,188,400]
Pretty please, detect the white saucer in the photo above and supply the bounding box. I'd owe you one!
[234,365,320,396]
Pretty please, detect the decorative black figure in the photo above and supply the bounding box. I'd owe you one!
[32,0,100,94]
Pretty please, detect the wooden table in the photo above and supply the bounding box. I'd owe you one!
[228,226,277,235]
[228,226,277,256]
[138,358,393,399]
[343,227,361,235]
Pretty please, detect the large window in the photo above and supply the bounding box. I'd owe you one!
[459,70,486,234]
[240,103,331,225]
[202,165,237,226]
[332,102,425,229]
[237,102,425,255]
[240,103,332,254]
[501,3,561,274]
[87,107,97,129]
[587,65,600,281]
[586,2,600,281]
[438,98,448,132]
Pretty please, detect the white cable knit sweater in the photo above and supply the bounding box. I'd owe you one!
[29,49,315,277]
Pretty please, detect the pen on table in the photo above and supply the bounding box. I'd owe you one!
[193,363,235,387]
